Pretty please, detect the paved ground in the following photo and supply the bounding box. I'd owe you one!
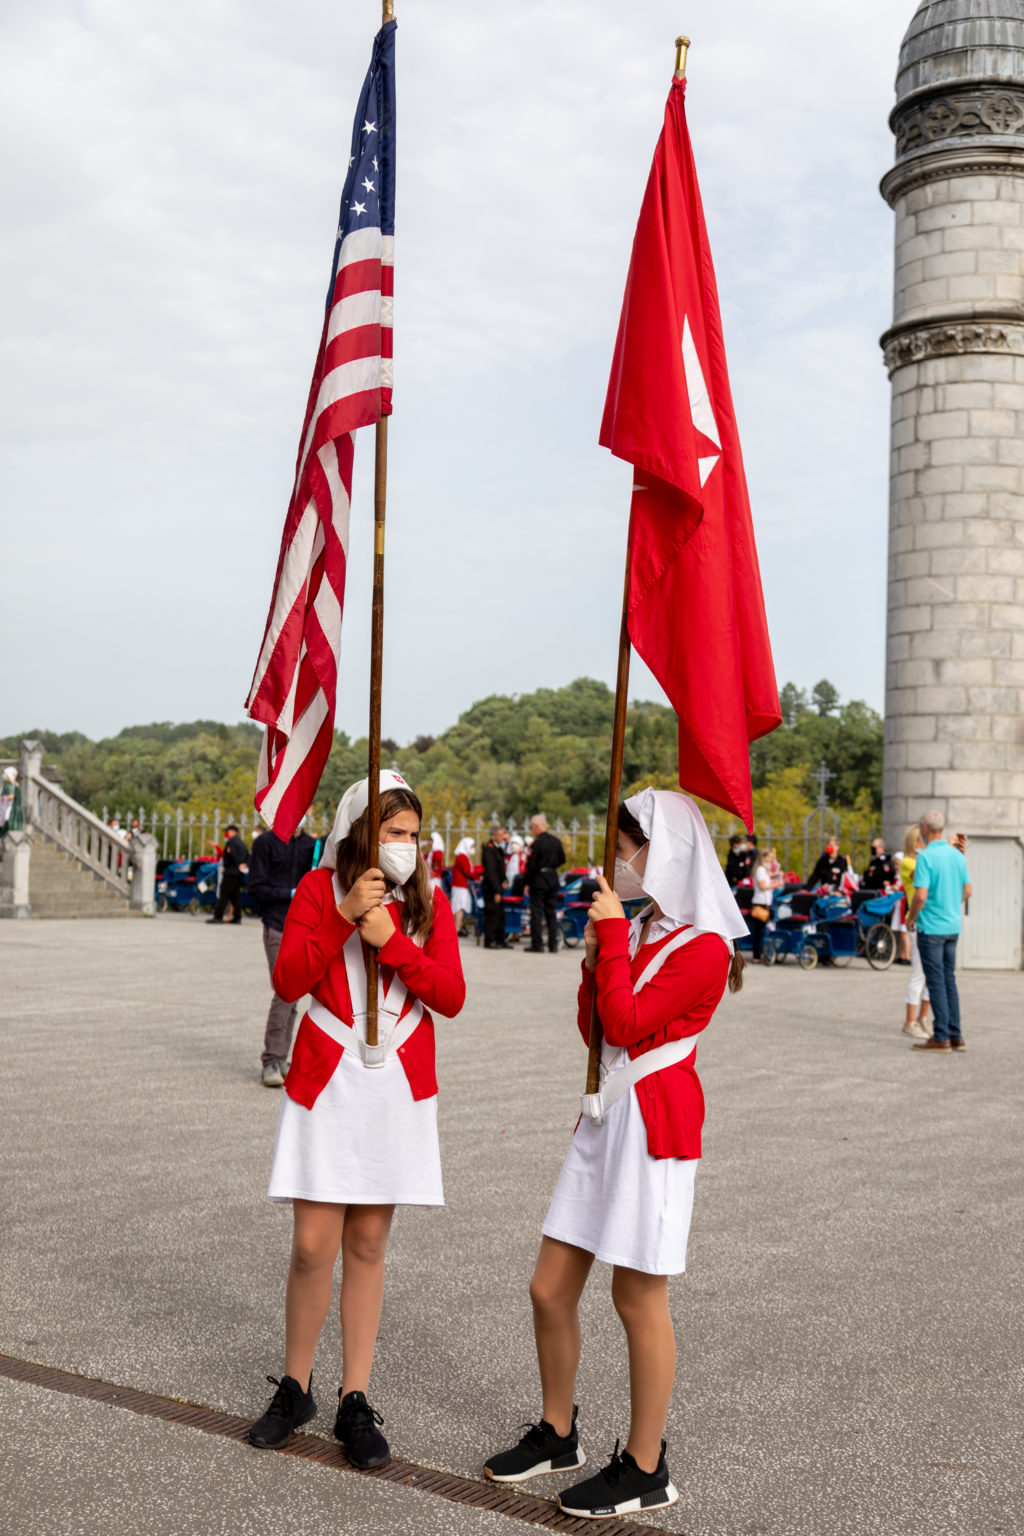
[0,915,1021,1536]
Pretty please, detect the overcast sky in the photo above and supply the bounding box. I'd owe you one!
[1,0,915,744]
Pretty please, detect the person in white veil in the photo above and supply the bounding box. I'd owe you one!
[504,834,524,889]
[426,830,446,894]
[449,835,476,933]
[484,788,746,1521]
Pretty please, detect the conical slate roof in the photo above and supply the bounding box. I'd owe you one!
[896,1,1024,104]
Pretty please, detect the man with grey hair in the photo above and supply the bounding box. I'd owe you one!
[524,814,565,953]
[906,809,971,1054]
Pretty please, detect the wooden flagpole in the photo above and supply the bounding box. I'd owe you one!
[366,0,395,1050]
[585,538,633,1094]
[585,35,690,1096]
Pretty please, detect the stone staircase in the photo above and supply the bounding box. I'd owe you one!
[26,837,133,919]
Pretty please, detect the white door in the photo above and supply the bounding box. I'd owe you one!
[960,838,1024,971]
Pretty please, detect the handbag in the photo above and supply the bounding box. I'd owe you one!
[751,904,771,922]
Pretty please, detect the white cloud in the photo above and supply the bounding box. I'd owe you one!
[1,0,913,744]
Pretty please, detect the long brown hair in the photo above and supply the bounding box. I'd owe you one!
[334,786,434,942]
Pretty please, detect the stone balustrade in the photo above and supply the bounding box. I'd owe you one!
[0,741,156,918]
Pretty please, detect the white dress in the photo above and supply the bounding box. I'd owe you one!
[542,916,699,1276]
[268,885,444,1208]
[268,1049,443,1207]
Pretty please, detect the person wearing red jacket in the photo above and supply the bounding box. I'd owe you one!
[426,831,446,893]
[484,788,748,1520]
[247,771,465,1470]
[450,836,475,933]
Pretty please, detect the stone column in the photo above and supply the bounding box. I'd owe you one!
[18,739,43,826]
[129,833,158,917]
[0,830,32,919]
[881,154,1024,850]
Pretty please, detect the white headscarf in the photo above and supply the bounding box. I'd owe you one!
[429,831,445,855]
[320,769,414,870]
[624,787,748,944]
[454,836,476,861]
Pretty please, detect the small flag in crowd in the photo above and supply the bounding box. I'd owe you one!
[600,76,780,830]
[246,21,396,838]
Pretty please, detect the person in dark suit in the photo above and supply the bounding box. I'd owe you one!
[861,839,898,890]
[247,823,317,1086]
[724,834,755,887]
[481,825,509,948]
[209,824,249,924]
[805,839,849,891]
[524,815,565,953]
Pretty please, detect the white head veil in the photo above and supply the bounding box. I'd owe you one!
[454,836,476,860]
[320,769,414,870]
[429,831,445,855]
[624,787,748,944]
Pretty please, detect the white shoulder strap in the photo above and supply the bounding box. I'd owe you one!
[326,873,424,1067]
[582,925,728,1126]
[632,925,701,993]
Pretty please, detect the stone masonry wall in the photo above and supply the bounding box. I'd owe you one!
[893,172,1024,324]
[884,354,1024,844]
[884,168,1024,847]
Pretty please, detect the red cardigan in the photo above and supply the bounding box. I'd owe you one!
[577,918,729,1160]
[274,868,466,1106]
[451,852,472,889]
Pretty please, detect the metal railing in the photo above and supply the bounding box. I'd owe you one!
[99,803,881,882]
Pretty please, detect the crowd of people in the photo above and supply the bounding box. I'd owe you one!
[722,819,971,1051]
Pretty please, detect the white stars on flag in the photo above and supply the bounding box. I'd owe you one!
[681,317,720,487]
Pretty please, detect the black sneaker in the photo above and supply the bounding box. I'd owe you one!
[557,1439,678,1519]
[484,1405,585,1482]
[334,1389,390,1468]
[247,1373,316,1448]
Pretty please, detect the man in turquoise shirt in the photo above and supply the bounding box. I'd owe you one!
[907,810,971,1053]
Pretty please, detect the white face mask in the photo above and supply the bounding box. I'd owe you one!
[378,842,418,885]
[613,852,646,901]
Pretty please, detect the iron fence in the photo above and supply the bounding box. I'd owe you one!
[103,804,881,882]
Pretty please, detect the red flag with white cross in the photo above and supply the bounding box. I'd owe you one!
[600,77,780,829]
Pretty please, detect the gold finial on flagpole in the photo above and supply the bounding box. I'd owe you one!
[383,0,394,19]
[675,35,691,77]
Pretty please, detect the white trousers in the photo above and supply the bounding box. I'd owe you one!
[906,929,929,1006]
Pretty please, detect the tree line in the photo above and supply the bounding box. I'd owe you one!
[2,675,882,842]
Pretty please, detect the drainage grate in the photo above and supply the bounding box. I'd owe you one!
[0,1353,676,1535]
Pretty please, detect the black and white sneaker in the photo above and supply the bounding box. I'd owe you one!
[484,1405,585,1482]
[334,1389,390,1468]
[247,1373,316,1448]
[557,1439,678,1519]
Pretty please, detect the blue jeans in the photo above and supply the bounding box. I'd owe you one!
[916,932,961,1042]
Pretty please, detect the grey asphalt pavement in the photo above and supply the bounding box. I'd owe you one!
[0,915,1021,1536]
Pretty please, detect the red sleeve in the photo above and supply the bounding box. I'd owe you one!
[576,964,596,1046]
[590,919,729,1049]
[378,890,466,1019]
[272,871,355,1003]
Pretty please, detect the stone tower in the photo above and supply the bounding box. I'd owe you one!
[881,0,1024,968]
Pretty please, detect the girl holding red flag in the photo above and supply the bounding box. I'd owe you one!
[484,788,746,1520]
[247,770,465,1468]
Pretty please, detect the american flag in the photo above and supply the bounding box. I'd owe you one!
[246,21,396,837]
